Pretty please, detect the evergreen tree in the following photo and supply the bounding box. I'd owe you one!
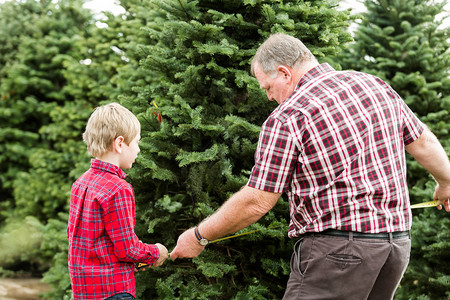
[121,0,354,298]
[338,1,450,299]
[0,0,97,277]
[0,0,43,222]
[0,0,92,222]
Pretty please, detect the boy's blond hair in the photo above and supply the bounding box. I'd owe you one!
[83,103,140,157]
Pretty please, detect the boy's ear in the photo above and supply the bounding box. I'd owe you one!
[113,136,125,153]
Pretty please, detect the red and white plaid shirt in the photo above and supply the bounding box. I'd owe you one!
[68,159,159,299]
[248,63,424,237]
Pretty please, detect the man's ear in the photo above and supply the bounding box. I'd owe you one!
[277,65,292,82]
[113,136,125,154]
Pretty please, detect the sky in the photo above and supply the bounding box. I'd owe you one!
[83,0,449,28]
[81,0,368,15]
[83,0,125,15]
[0,0,448,27]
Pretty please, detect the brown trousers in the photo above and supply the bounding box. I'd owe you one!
[283,232,411,300]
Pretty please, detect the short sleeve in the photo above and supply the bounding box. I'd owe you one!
[247,117,298,193]
[401,101,425,145]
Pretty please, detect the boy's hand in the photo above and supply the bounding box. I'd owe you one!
[153,243,168,267]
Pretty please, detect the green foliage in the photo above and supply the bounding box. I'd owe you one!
[0,0,40,216]
[0,1,98,282]
[338,0,450,299]
[396,209,450,299]
[0,217,45,273]
[40,213,72,300]
[0,0,93,221]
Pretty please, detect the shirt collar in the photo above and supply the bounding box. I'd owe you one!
[90,158,127,179]
[295,63,336,92]
[277,63,335,109]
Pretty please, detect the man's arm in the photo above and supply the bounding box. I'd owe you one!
[170,185,281,259]
[405,126,450,211]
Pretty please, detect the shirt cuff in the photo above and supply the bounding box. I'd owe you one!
[144,244,160,265]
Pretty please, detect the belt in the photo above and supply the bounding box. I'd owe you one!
[318,229,410,240]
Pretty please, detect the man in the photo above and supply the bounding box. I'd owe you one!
[170,33,450,299]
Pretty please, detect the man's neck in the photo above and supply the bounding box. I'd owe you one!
[294,60,320,83]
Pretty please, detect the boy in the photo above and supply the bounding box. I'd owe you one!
[68,103,168,300]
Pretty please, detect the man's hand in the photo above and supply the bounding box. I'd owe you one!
[433,183,450,212]
[170,227,205,260]
[153,243,169,267]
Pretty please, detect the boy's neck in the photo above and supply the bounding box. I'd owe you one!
[96,152,121,169]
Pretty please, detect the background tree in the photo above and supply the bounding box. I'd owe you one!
[338,0,450,299]
[0,0,94,222]
[0,0,94,276]
[0,0,44,222]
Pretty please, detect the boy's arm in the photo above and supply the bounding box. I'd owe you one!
[103,186,167,265]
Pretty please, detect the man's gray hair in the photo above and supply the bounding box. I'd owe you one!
[251,33,316,76]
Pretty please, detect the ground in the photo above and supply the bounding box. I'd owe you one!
[0,278,50,300]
